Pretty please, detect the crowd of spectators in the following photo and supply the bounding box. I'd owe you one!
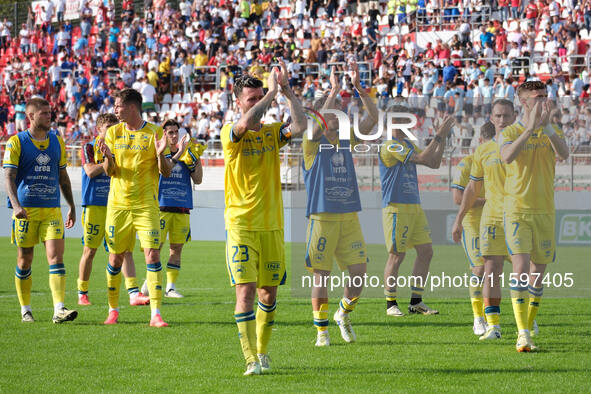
[0,0,590,149]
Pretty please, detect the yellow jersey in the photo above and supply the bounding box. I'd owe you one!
[499,122,564,214]
[451,155,484,226]
[469,139,505,219]
[104,121,169,210]
[221,122,290,231]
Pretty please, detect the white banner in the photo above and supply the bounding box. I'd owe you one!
[32,0,101,24]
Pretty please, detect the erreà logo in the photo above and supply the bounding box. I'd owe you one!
[36,153,51,165]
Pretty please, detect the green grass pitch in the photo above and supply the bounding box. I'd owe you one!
[0,238,589,392]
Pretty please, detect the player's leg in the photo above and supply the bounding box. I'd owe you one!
[312,269,330,346]
[144,247,167,327]
[104,208,134,324]
[77,206,106,305]
[235,282,260,375]
[305,219,336,344]
[135,207,167,327]
[505,212,534,351]
[13,214,38,321]
[333,217,367,342]
[480,255,504,340]
[164,212,190,297]
[382,207,407,316]
[45,238,78,323]
[384,251,406,316]
[77,246,97,305]
[461,225,485,334]
[165,243,184,297]
[255,230,286,373]
[527,213,556,338]
[15,246,35,322]
[408,242,439,314]
[122,251,150,305]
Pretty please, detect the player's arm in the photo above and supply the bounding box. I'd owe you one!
[97,133,116,176]
[277,59,307,138]
[451,179,483,243]
[82,143,106,178]
[501,100,547,164]
[351,61,378,135]
[409,115,454,169]
[545,126,569,161]
[190,158,203,185]
[4,167,27,219]
[452,186,485,207]
[59,167,76,229]
[232,69,279,140]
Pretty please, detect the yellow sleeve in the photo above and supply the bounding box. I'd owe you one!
[2,135,21,169]
[470,147,484,181]
[452,157,471,190]
[104,124,115,153]
[57,135,67,169]
[380,139,415,168]
[499,125,518,148]
[221,122,239,152]
[302,132,320,171]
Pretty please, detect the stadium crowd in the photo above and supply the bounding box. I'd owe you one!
[0,0,591,149]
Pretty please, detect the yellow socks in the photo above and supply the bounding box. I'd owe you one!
[510,280,529,332]
[339,297,359,314]
[49,263,66,307]
[469,274,485,318]
[528,285,543,331]
[313,303,329,332]
[15,266,32,308]
[125,276,139,296]
[166,262,180,291]
[235,310,257,364]
[256,301,276,355]
[146,262,163,312]
[106,263,122,310]
[484,305,501,327]
[77,279,89,296]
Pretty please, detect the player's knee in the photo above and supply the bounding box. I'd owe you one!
[144,248,160,263]
[388,252,405,265]
[472,266,484,277]
[83,247,98,259]
[17,248,34,268]
[417,244,434,261]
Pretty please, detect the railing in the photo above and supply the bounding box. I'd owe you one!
[416,6,492,30]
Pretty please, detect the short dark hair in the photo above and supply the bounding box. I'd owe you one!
[25,97,50,113]
[162,119,180,130]
[96,113,118,130]
[113,88,142,111]
[480,121,496,140]
[233,74,263,98]
[491,98,514,113]
[517,81,546,97]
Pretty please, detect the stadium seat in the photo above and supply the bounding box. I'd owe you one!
[539,63,550,74]
[162,94,172,104]
[581,29,590,40]
[172,93,182,103]
[210,91,220,103]
[155,104,161,112]
[160,103,170,113]
[508,21,518,31]
[170,103,180,115]
[182,93,192,103]
[193,92,202,103]
[202,91,211,102]
[534,41,545,52]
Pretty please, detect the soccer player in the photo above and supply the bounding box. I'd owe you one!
[221,61,306,375]
[3,97,78,323]
[380,107,454,317]
[450,121,494,336]
[97,88,173,327]
[77,113,150,306]
[156,119,203,298]
[303,65,377,347]
[499,81,569,352]
[451,101,515,340]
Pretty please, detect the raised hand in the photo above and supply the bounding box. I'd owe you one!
[350,60,361,89]
[177,133,190,156]
[155,131,169,156]
[277,59,289,90]
[97,138,112,158]
[267,67,279,93]
[329,66,340,93]
[436,114,455,138]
